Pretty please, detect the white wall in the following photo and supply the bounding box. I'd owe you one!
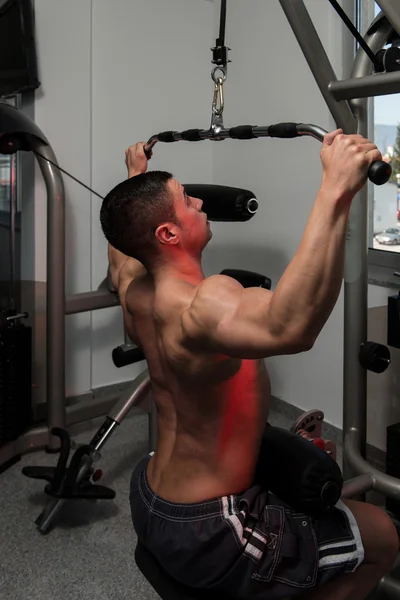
[90,0,214,388]
[33,0,92,398]
[32,0,215,396]
[30,0,400,451]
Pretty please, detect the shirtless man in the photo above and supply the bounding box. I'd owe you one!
[100,131,398,600]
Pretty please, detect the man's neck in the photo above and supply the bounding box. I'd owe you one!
[152,254,205,285]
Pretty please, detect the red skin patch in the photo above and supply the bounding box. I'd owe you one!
[218,360,259,476]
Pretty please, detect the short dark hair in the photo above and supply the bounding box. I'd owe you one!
[100,170,175,267]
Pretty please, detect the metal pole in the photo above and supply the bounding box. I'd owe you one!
[9,153,16,310]
[375,0,400,39]
[33,141,66,451]
[278,0,357,133]
[329,71,400,101]
[65,289,120,315]
[345,429,400,499]
[343,14,394,479]
[341,473,374,498]
[109,369,150,423]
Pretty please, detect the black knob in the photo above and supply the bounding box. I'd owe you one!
[368,161,392,186]
[359,341,391,374]
[247,198,259,214]
[321,481,341,505]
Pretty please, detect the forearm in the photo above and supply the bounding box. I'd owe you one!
[268,186,352,344]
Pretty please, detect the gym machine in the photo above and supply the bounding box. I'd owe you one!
[0,3,400,598]
[0,101,150,470]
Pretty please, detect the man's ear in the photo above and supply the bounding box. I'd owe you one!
[155,222,180,246]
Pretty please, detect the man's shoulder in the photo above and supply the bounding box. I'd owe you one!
[191,274,242,306]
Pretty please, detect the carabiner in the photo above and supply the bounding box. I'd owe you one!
[212,77,224,116]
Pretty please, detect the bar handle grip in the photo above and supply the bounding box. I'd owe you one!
[368,160,392,186]
[229,125,256,140]
[181,129,203,142]
[268,122,299,138]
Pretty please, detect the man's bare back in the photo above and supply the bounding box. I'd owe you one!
[123,272,271,503]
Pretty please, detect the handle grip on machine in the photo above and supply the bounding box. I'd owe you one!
[144,122,392,186]
[294,123,390,186]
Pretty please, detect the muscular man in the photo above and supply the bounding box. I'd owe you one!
[100,132,398,600]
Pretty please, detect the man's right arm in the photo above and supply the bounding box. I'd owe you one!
[181,130,382,359]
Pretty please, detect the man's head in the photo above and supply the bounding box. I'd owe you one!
[100,171,212,270]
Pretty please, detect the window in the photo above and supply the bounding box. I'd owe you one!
[359,1,400,268]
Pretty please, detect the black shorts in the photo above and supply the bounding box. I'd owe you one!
[130,455,364,600]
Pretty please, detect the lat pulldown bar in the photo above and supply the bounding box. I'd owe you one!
[144,122,391,186]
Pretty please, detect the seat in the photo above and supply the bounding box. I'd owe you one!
[135,541,233,600]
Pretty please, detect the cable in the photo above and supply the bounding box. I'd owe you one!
[33,150,104,200]
[212,0,229,70]
[327,0,379,69]
[217,0,227,47]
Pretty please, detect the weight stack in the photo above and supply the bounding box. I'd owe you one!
[386,423,400,519]
[0,323,32,447]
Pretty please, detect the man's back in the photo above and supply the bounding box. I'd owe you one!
[124,273,271,502]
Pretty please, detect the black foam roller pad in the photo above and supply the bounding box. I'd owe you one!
[254,426,343,517]
[181,129,203,142]
[229,125,256,140]
[112,345,145,368]
[183,184,258,222]
[267,122,299,138]
[157,131,177,143]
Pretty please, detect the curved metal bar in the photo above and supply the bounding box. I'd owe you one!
[31,139,66,451]
[0,101,48,147]
[341,473,374,499]
[345,429,400,500]
[144,122,328,155]
[295,124,329,142]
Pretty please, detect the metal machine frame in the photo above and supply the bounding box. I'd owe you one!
[0,102,155,470]
[278,0,400,491]
[277,2,400,595]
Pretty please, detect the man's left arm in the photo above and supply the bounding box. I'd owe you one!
[108,245,146,293]
[107,141,150,295]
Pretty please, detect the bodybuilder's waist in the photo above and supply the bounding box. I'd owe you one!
[146,447,258,503]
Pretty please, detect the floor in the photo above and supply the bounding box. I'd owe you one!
[0,408,347,600]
